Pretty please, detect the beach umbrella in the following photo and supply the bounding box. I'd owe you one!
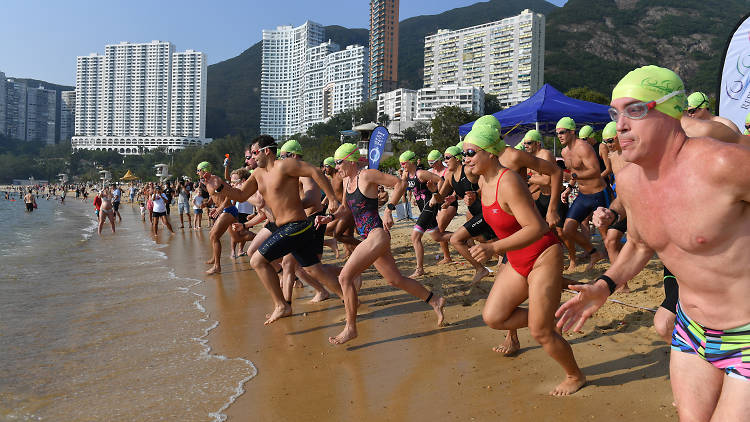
[120,170,139,181]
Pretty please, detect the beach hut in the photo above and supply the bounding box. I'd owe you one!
[458,84,612,151]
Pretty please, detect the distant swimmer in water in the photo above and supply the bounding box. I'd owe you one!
[24,190,36,212]
[98,187,116,235]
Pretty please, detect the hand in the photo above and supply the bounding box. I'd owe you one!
[429,196,439,207]
[443,194,456,205]
[545,210,560,229]
[383,209,394,232]
[469,242,496,262]
[555,281,610,332]
[231,222,244,232]
[314,214,333,229]
[209,208,221,219]
[592,206,615,229]
[560,189,569,204]
[327,199,340,215]
[464,191,477,207]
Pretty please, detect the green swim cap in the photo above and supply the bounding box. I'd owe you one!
[444,146,462,157]
[334,143,360,162]
[687,92,709,109]
[602,121,617,139]
[323,157,335,167]
[197,161,212,172]
[464,124,506,155]
[473,114,502,132]
[427,150,442,162]
[578,125,594,139]
[556,117,576,131]
[280,139,303,155]
[745,112,750,124]
[399,150,416,163]
[612,65,686,120]
[523,129,541,142]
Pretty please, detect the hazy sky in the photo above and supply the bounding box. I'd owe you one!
[0,0,567,86]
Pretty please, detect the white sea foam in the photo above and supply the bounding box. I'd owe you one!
[172,273,258,421]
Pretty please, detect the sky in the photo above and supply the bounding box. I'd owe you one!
[0,0,567,86]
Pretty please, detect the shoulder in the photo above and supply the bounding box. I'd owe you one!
[685,137,750,182]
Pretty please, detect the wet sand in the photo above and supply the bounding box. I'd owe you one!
[164,214,678,421]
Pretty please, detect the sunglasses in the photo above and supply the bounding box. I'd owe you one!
[523,141,536,146]
[602,138,616,144]
[463,149,478,157]
[444,155,455,160]
[251,146,271,156]
[556,130,569,136]
[245,155,252,160]
[334,159,346,165]
[608,90,685,121]
[428,160,438,165]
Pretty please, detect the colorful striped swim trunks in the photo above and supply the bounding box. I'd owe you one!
[671,302,750,381]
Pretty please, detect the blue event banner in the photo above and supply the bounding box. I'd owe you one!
[368,126,389,169]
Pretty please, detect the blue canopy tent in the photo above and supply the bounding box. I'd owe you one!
[459,84,612,150]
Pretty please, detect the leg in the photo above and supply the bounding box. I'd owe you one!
[527,245,586,395]
[604,229,628,291]
[557,226,577,271]
[410,229,426,277]
[179,211,185,228]
[280,254,297,302]
[428,229,453,264]
[108,212,116,233]
[562,218,602,271]
[161,215,174,234]
[450,227,489,285]
[710,375,750,421]
[250,251,292,324]
[205,214,234,274]
[296,267,330,303]
[372,243,445,327]
[97,212,105,235]
[670,350,724,421]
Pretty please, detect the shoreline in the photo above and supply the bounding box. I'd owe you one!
[158,210,678,420]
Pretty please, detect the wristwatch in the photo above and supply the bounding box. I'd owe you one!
[387,203,396,210]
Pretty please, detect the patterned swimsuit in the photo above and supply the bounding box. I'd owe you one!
[345,174,383,238]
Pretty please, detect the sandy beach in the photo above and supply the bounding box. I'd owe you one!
[161,207,678,421]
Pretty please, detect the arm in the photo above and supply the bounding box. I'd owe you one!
[509,149,563,228]
[366,169,405,231]
[430,169,456,205]
[599,144,613,179]
[285,160,339,212]
[556,202,655,332]
[206,173,258,203]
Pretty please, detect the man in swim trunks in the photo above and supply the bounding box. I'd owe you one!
[558,116,609,270]
[557,65,750,420]
[24,190,36,212]
[579,125,612,184]
[204,135,343,325]
[685,91,741,133]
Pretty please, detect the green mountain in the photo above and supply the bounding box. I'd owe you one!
[205,0,748,139]
[544,0,750,96]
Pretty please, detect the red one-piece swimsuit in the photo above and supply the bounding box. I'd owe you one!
[482,169,559,277]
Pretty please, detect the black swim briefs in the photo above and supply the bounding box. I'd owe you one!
[258,220,320,267]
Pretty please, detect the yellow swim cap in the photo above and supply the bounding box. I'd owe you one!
[197,161,212,172]
[427,150,442,162]
[612,65,686,120]
[280,139,303,155]
[556,117,575,130]
[444,146,462,157]
[578,125,594,139]
[523,129,541,142]
[323,157,335,167]
[464,124,505,155]
[334,143,360,162]
[602,122,617,139]
[399,150,416,163]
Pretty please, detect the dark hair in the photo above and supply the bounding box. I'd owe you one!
[253,134,278,153]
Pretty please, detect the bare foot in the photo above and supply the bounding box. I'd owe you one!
[205,266,221,275]
[470,266,490,286]
[329,325,357,345]
[205,258,215,265]
[324,238,339,258]
[549,374,586,396]
[264,304,292,325]
[565,261,577,272]
[437,257,453,265]
[309,290,330,303]
[409,268,424,278]
[294,278,304,288]
[584,251,604,271]
[492,331,520,356]
[429,295,446,327]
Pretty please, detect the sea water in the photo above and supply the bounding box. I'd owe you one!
[0,195,255,421]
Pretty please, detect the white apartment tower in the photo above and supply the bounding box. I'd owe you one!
[0,71,6,136]
[72,41,210,155]
[60,91,75,142]
[377,88,417,122]
[416,85,484,121]
[302,41,339,131]
[170,50,207,138]
[261,21,324,140]
[322,45,369,120]
[423,10,545,107]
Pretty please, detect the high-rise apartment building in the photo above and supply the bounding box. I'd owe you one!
[72,41,210,155]
[262,23,369,137]
[0,71,6,136]
[423,9,544,107]
[60,91,75,142]
[369,0,399,100]
[5,79,27,140]
[261,21,324,140]
[416,85,484,121]
[377,88,417,122]
[26,86,56,144]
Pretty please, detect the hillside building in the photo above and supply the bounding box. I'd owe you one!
[369,0,399,99]
[423,9,545,107]
[25,86,56,144]
[60,91,75,142]
[416,85,484,120]
[71,41,210,155]
[0,71,6,136]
